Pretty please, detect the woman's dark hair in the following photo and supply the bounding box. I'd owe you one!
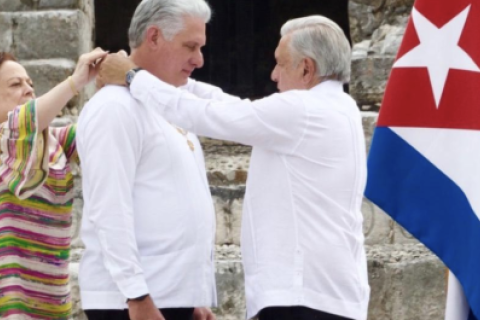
[0,52,17,69]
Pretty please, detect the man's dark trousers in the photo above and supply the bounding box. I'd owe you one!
[84,308,194,320]
[259,306,353,320]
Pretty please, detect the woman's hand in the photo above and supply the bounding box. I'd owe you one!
[34,48,107,131]
[71,48,108,91]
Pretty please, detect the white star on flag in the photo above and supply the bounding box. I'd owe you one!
[393,5,480,108]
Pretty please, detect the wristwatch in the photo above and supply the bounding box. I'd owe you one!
[126,294,149,303]
[125,67,143,87]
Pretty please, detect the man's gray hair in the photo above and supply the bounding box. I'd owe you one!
[281,15,351,83]
[129,0,211,49]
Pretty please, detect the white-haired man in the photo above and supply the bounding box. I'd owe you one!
[76,1,217,320]
[98,15,370,320]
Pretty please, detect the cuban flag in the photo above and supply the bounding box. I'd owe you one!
[364,0,480,319]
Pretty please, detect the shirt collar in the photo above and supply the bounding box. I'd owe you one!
[309,80,344,94]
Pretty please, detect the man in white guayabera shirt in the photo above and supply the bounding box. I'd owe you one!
[97,15,370,320]
[76,1,217,320]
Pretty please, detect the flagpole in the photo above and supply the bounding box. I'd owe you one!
[445,272,469,320]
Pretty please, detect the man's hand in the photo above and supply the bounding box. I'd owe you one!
[128,295,165,320]
[193,307,216,320]
[96,51,137,89]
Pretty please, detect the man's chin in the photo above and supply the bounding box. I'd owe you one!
[174,77,189,87]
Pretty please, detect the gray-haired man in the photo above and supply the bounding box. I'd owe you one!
[99,15,370,320]
[77,1,216,320]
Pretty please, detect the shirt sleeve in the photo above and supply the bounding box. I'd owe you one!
[131,71,307,154]
[50,124,77,163]
[0,100,49,199]
[181,78,241,102]
[78,99,149,299]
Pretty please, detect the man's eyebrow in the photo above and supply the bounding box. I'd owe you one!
[185,39,206,46]
[6,76,22,82]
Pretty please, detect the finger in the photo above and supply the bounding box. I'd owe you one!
[84,50,109,64]
[117,50,128,57]
[90,64,101,79]
[92,55,107,69]
[93,60,103,73]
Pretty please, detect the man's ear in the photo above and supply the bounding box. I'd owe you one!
[145,26,164,50]
[302,57,316,84]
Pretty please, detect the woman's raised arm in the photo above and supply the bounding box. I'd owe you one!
[36,48,108,131]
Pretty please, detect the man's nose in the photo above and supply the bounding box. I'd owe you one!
[271,67,279,82]
[192,50,204,69]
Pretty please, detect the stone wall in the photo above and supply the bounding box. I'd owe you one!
[0,1,447,319]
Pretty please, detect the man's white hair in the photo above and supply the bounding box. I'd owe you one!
[281,15,351,83]
[129,0,211,49]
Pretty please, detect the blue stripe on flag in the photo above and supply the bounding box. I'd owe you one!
[365,127,480,318]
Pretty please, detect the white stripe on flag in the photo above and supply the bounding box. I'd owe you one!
[391,127,480,222]
[445,272,469,320]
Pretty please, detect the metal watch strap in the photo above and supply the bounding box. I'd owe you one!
[126,67,143,87]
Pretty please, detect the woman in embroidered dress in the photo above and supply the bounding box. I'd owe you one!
[0,49,107,320]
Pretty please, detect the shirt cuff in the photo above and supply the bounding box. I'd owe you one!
[116,273,150,299]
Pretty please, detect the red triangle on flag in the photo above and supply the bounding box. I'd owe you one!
[378,0,480,130]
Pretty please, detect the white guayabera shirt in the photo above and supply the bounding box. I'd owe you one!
[131,71,371,320]
[76,85,217,310]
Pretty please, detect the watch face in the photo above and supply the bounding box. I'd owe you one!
[126,70,135,86]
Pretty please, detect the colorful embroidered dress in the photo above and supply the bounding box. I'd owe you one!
[0,101,76,319]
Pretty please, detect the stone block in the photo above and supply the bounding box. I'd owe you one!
[215,246,245,320]
[39,0,77,9]
[13,10,88,60]
[206,154,250,187]
[370,24,406,56]
[351,40,371,60]
[0,13,13,52]
[367,244,445,320]
[213,188,244,246]
[392,221,419,244]
[349,1,385,44]
[362,199,394,245]
[0,0,79,11]
[350,55,395,106]
[349,0,413,43]
[0,0,33,11]
[361,112,378,152]
[21,59,75,95]
[200,136,252,155]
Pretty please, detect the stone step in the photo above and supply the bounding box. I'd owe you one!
[202,112,378,188]
[205,153,250,187]
[0,10,89,60]
[69,243,445,320]
[209,186,415,247]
